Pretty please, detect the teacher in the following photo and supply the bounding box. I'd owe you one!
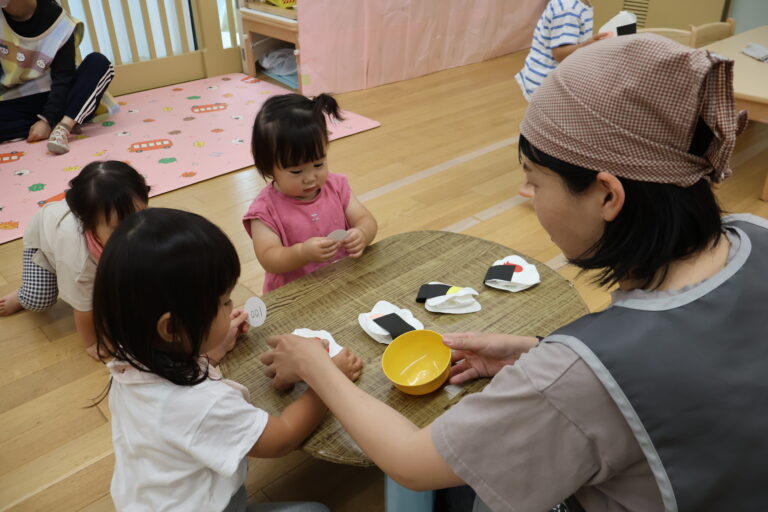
[261,34,767,512]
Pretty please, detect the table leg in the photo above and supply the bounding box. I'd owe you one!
[762,171,768,202]
[385,476,434,512]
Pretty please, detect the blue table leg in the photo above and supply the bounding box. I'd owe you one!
[385,476,434,512]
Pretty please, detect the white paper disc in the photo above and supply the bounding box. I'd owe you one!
[245,296,267,327]
[327,229,348,242]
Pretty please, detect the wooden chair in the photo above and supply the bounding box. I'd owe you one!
[638,27,693,47]
[690,18,736,48]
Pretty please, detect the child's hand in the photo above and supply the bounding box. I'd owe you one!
[301,237,341,263]
[331,348,364,382]
[27,120,51,142]
[342,228,367,258]
[593,32,611,41]
[205,309,248,366]
[230,308,250,336]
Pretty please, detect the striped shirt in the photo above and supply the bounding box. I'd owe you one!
[515,0,593,101]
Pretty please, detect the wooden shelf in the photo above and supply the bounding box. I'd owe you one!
[244,1,297,20]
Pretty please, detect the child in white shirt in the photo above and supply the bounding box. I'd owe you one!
[94,207,362,511]
[0,160,149,360]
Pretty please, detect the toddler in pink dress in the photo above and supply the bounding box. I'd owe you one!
[243,93,378,293]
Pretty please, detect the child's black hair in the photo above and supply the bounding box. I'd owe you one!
[93,208,241,386]
[518,127,724,290]
[250,93,343,180]
[65,160,150,234]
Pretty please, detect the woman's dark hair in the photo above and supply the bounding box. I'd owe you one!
[65,160,150,234]
[93,208,240,386]
[518,131,725,289]
[250,93,343,179]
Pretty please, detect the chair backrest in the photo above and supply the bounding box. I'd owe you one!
[690,18,736,48]
[637,27,693,47]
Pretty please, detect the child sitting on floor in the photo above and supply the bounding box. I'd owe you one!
[96,208,362,511]
[0,0,115,153]
[0,160,148,361]
[244,93,378,293]
[515,0,608,101]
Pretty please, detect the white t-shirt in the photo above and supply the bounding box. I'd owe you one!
[22,200,95,311]
[108,360,269,512]
[515,0,594,101]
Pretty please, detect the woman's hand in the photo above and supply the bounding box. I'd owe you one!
[301,237,341,263]
[342,228,367,258]
[442,332,539,384]
[261,334,333,390]
[331,348,363,382]
[27,120,51,142]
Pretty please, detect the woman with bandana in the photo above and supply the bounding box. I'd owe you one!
[261,34,766,512]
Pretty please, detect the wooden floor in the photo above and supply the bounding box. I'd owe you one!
[1,50,767,511]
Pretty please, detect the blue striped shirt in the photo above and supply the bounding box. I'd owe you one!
[515,0,593,101]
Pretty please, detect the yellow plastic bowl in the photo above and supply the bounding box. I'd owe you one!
[381,330,451,395]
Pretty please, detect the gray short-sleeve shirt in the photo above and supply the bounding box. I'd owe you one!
[432,341,664,512]
[432,227,746,512]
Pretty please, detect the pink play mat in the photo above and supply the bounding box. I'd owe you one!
[0,73,379,244]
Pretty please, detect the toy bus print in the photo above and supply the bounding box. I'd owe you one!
[191,103,228,113]
[0,151,24,163]
[37,191,66,207]
[128,139,173,153]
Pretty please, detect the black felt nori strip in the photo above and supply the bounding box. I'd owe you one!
[373,313,416,339]
[484,265,517,282]
[416,283,452,303]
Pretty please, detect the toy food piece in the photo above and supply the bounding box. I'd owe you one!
[358,300,424,344]
[484,255,540,292]
[416,282,481,314]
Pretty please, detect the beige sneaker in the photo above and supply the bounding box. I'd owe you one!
[47,123,71,154]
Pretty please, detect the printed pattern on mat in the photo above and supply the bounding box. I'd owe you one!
[0,73,380,244]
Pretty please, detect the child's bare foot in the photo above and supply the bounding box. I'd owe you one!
[0,291,23,316]
[85,343,111,362]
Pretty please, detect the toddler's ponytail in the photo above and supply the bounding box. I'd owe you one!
[312,93,344,123]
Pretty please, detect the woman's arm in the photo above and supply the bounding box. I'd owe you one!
[250,219,340,274]
[261,335,463,489]
[342,194,377,258]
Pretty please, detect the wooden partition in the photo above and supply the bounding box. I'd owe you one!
[61,0,244,95]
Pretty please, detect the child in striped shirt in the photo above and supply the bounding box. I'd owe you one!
[515,0,608,101]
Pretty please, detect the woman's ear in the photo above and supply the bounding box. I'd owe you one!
[595,172,625,222]
[156,312,175,343]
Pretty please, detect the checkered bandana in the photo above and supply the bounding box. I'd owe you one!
[520,34,749,186]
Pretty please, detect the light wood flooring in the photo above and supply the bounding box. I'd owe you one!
[1,50,767,511]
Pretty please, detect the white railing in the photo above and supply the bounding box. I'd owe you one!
[59,0,240,66]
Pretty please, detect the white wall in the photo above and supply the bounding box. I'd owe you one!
[728,0,768,33]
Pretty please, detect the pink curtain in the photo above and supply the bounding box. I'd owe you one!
[297,0,548,96]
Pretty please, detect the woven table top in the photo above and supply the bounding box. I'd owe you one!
[221,230,588,466]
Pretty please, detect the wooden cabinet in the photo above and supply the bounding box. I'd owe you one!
[239,2,302,91]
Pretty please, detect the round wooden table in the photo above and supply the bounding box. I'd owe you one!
[221,231,588,466]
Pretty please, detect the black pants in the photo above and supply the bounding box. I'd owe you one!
[434,486,586,512]
[0,52,114,142]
